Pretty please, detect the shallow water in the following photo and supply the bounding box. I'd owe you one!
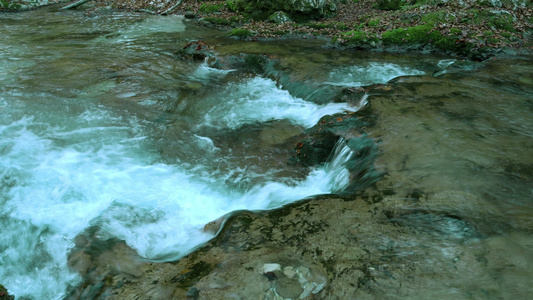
[0,7,531,300]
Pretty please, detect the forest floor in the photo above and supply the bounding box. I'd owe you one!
[85,0,533,59]
[2,0,532,59]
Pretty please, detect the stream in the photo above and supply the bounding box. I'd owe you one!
[1,7,532,300]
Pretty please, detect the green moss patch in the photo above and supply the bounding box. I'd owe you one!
[367,18,382,27]
[204,17,231,26]
[199,3,225,13]
[382,24,434,45]
[338,30,379,47]
[381,24,474,54]
[0,0,22,10]
[227,28,255,38]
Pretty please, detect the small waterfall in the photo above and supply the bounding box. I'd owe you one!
[325,137,381,194]
[325,139,354,193]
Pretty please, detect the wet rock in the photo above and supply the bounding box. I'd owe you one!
[291,125,338,167]
[268,11,293,24]
[65,233,150,299]
[291,109,370,167]
[175,40,216,62]
[176,41,275,74]
[67,56,533,299]
[0,284,14,300]
[203,216,225,234]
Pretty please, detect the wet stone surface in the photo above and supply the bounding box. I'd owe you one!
[66,55,533,299]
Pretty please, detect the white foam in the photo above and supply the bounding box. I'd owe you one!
[191,61,234,82]
[0,103,355,298]
[202,77,357,129]
[326,62,425,87]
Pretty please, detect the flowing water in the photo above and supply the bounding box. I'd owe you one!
[0,7,531,300]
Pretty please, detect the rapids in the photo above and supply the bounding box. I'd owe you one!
[1,7,531,300]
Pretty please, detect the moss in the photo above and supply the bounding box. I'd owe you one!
[203,17,231,26]
[468,9,516,32]
[421,11,457,24]
[450,28,462,35]
[367,18,381,27]
[226,0,237,12]
[430,31,466,52]
[226,28,254,38]
[199,3,224,13]
[489,13,515,32]
[340,30,379,47]
[382,24,434,45]
[0,0,22,10]
[380,23,476,55]
[229,15,243,23]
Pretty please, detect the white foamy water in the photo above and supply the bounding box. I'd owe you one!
[327,62,426,87]
[202,77,358,129]
[0,12,427,299]
[0,96,357,299]
[0,57,416,300]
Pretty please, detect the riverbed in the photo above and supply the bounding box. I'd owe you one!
[1,7,532,299]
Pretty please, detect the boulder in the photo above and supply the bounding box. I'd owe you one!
[268,11,293,24]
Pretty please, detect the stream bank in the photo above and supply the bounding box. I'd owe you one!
[34,0,533,60]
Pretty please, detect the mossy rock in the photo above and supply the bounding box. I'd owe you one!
[381,24,476,56]
[269,11,293,23]
[204,17,231,26]
[382,24,434,46]
[226,28,255,38]
[199,3,225,13]
[339,30,379,47]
